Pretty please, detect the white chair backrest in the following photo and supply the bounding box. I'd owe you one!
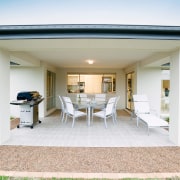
[133,94,150,114]
[76,93,87,101]
[59,95,65,111]
[63,96,74,115]
[95,94,106,102]
[105,97,116,116]
[115,96,120,108]
[108,97,116,103]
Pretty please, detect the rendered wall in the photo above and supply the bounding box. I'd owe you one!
[169,50,180,145]
[10,67,44,118]
[137,66,162,116]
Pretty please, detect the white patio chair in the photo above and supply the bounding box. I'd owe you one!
[133,94,169,135]
[62,96,87,128]
[93,93,106,111]
[92,97,116,128]
[76,93,88,102]
[94,93,106,102]
[114,96,120,122]
[58,95,67,123]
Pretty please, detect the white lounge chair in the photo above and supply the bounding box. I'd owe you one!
[133,94,169,135]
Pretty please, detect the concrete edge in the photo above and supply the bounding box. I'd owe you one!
[0,171,180,179]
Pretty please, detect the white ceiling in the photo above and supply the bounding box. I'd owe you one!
[0,38,180,69]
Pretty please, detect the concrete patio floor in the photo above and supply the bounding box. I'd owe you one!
[4,110,174,147]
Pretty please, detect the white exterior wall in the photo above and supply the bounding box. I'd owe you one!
[56,68,125,109]
[137,66,162,115]
[10,62,57,118]
[0,50,10,144]
[169,50,180,145]
[10,67,45,118]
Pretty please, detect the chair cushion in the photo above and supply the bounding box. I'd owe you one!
[93,111,104,118]
[74,110,86,117]
[138,114,169,127]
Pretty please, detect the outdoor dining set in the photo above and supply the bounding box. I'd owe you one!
[59,93,169,135]
[59,94,120,128]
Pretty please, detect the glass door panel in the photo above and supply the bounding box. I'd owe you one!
[126,72,135,110]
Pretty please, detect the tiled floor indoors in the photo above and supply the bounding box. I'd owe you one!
[4,110,174,147]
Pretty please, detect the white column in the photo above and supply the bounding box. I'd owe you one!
[0,49,10,144]
[169,50,180,146]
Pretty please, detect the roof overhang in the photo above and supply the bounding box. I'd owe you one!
[0,24,180,68]
[0,24,180,40]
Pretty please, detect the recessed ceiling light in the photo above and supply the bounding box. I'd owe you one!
[87,59,94,64]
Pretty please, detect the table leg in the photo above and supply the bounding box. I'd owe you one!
[88,106,91,126]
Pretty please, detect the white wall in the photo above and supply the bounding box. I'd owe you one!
[56,68,125,109]
[10,66,44,117]
[124,63,162,114]
[137,65,162,115]
[169,50,180,145]
[0,50,10,144]
[10,62,57,118]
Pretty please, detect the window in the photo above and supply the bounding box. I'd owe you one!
[46,70,56,110]
[67,73,116,94]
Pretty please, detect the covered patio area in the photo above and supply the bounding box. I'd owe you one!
[0,24,180,146]
[4,110,173,147]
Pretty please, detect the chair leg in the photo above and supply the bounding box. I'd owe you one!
[72,116,75,128]
[61,112,65,123]
[136,117,139,127]
[115,111,118,123]
[60,111,63,120]
[65,114,68,123]
[104,117,107,128]
[91,110,94,125]
[112,114,115,125]
[114,112,117,124]
[64,114,67,122]
[147,126,150,136]
[87,106,91,126]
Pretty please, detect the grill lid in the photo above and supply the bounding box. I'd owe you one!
[17,91,41,101]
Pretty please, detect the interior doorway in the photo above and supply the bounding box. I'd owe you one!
[160,61,170,121]
[126,72,135,111]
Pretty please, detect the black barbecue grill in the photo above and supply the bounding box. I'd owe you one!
[10,91,44,128]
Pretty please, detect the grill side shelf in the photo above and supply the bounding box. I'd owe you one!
[10,98,44,106]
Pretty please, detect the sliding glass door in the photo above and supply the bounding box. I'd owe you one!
[126,72,135,110]
[46,70,56,111]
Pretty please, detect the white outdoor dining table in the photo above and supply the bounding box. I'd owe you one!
[73,100,106,126]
